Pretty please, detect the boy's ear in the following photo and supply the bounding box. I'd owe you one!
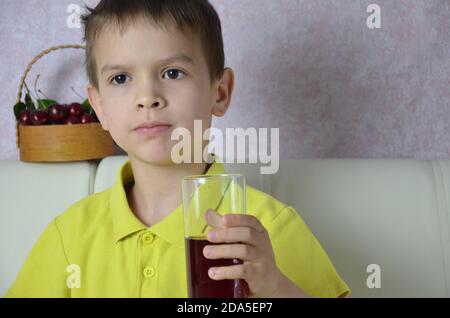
[87,84,108,131]
[211,67,234,117]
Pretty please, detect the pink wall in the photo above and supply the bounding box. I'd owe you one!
[1,0,449,160]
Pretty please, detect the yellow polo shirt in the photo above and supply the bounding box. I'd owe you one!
[4,159,350,298]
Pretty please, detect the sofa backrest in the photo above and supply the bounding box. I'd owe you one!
[0,160,98,296]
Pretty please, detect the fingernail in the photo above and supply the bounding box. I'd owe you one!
[209,268,217,278]
[204,246,212,257]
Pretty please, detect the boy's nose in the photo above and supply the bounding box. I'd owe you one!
[136,93,167,110]
[138,100,163,109]
[135,81,166,109]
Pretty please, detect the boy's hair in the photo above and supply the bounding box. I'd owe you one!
[81,0,225,90]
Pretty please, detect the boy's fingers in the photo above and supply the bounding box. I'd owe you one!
[208,264,250,281]
[205,209,225,228]
[203,243,256,261]
[205,210,265,233]
[223,214,265,232]
[207,226,261,246]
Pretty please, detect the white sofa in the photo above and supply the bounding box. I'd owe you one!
[1,156,450,297]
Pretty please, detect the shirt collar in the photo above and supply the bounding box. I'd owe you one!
[110,156,226,248]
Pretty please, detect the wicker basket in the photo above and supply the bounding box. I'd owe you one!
[15,44,116,162]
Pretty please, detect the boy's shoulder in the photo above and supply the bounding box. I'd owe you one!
[245,185,296,226]
[54,188,112,235]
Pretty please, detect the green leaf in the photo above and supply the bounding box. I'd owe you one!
[25,93,32,105]
[13,102,27,120]
[82,99,93,115]
[36,99,58,111]
[81,98,90,107]
[25,93,36,110]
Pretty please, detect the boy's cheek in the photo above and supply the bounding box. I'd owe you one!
[101,94,131,110]
[102,88,128,100]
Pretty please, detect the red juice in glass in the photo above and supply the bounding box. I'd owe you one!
[186,237,249,298]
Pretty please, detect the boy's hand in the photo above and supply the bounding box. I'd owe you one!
[203,209,308,298]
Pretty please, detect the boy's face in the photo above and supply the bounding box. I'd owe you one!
[87,19,232,165]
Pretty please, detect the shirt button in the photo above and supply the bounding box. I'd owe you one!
[142,233,154,244]
[143,266,155,278]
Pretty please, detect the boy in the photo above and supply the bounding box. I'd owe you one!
[5,0,349,298]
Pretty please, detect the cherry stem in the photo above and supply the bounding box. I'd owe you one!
[70,86,84,101]
[23,81,39,110]
[23,81,34,100]
[33,74,45,109]
[38,89,50,99]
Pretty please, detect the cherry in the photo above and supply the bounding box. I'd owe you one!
[65,115,81,125]
[68,103,84,117]
[19,109,32,125]
[80,113,95,124]
[48,104,68,123]
[31,110,49,125]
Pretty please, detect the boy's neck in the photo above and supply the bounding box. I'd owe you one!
[126,160,211,227]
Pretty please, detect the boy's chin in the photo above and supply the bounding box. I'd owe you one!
[132,148,179,166]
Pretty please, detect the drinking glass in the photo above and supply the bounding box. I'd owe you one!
[182,173,249,298]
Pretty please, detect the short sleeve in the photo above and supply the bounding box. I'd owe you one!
[3,217,70,298]
[266,206,350,298]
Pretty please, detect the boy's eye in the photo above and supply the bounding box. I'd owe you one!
[163,69,186,80]
[110,74,130,85]
[109,70,185,84]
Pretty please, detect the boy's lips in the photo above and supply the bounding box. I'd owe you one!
[133,121,172,136]
[134,120,171,130]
